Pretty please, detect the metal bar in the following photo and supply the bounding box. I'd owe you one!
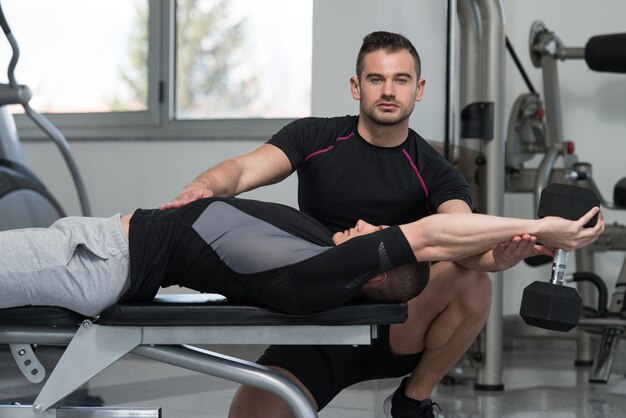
[549,249,569,285]
[559,47,585,60]
[541,56,564,148]
[0,405,161,418]
[445,0,458,161]
[0,326,76,345]
[589,328,622,383]
[587,224,626,252]
[457,0,483,147]
[141,324,373,345]
[618,257,626,286]
[133,345,317,418]
[533,146,560,212]
[0,106,25,162]
[506,168,569,193]
[0,324,377,347]
[575,247,597,364]
[473,0,506,391]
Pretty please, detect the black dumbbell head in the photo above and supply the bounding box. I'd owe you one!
[538,183,600,227]
[520,281,582,332]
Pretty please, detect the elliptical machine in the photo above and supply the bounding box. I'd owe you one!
[0,2,91,231]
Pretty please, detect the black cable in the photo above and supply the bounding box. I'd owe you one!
[505,36,537,94]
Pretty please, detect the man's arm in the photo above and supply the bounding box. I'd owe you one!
[161,144,292,209]
[400,206,604,263]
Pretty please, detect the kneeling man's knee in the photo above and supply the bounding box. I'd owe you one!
[459,270,492,318]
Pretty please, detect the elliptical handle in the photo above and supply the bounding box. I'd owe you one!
[0,0,92,217]
[0,2,20,86]
[0,2,11,36]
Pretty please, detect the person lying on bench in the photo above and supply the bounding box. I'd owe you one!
[0,196,603,317]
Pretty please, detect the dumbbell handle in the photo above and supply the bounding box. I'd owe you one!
[550,249,569,286]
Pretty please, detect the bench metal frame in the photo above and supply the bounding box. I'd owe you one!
[0,295,407,418]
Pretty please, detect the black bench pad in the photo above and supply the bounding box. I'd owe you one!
[0,306,85,326]
[0,294,407,327]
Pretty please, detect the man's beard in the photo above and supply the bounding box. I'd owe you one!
[363,104,412,126]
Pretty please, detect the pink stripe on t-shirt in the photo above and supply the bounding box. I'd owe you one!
[304,132,355,162]
[402,149,432,213]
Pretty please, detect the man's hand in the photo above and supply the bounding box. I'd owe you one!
[159,181,214,210]
[492,234,554,271]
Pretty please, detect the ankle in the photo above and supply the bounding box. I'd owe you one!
[386,380,441,418]
[403,379,432,402]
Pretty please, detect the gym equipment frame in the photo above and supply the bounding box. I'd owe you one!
[507,20,626,384]
[0,294,407,417]
[455,1,626,389]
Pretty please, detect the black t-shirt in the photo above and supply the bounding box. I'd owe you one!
[125,197,418,314]
[268,116,472,231]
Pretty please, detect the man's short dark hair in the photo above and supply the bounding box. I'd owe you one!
[360,261,430,303]
[356,31,422,79]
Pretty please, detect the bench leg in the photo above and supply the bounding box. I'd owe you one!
[33,322,142,413]
[0,405,161,417]
[133,345,318,418]
[590,328,623,384]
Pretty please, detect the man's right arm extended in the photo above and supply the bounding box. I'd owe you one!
[161,144,292,209]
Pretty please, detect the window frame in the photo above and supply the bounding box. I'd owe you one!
[13,0,302,140]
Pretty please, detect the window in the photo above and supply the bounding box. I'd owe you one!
[0,0,312,138]
[175,0,312,119]
[0,0,149,114]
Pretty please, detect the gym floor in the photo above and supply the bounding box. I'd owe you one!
[1,338,626,417]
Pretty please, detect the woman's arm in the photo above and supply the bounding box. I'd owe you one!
[399,207,604,262]
[433,199,549,272]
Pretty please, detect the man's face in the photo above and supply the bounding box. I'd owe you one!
[351,49,424,127]
[333,220,386,245]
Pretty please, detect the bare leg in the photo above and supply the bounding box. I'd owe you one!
[389,261,492,401]
[229,366,317,418]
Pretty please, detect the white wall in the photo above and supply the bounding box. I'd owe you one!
[312,0,448,141]
[21,140,298,217]
[17,0,626,313]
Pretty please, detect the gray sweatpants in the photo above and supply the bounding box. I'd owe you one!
[0,215,131,316]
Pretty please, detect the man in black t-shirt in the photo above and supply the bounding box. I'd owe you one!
[163,32,544,418]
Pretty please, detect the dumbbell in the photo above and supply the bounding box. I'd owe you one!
[519,183,600,332]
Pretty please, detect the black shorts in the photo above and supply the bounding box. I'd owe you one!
[257,324,422,409]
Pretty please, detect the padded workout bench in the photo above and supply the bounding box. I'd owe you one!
[0,294,407,418]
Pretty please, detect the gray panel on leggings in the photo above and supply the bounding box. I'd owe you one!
[192,201,331,274]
